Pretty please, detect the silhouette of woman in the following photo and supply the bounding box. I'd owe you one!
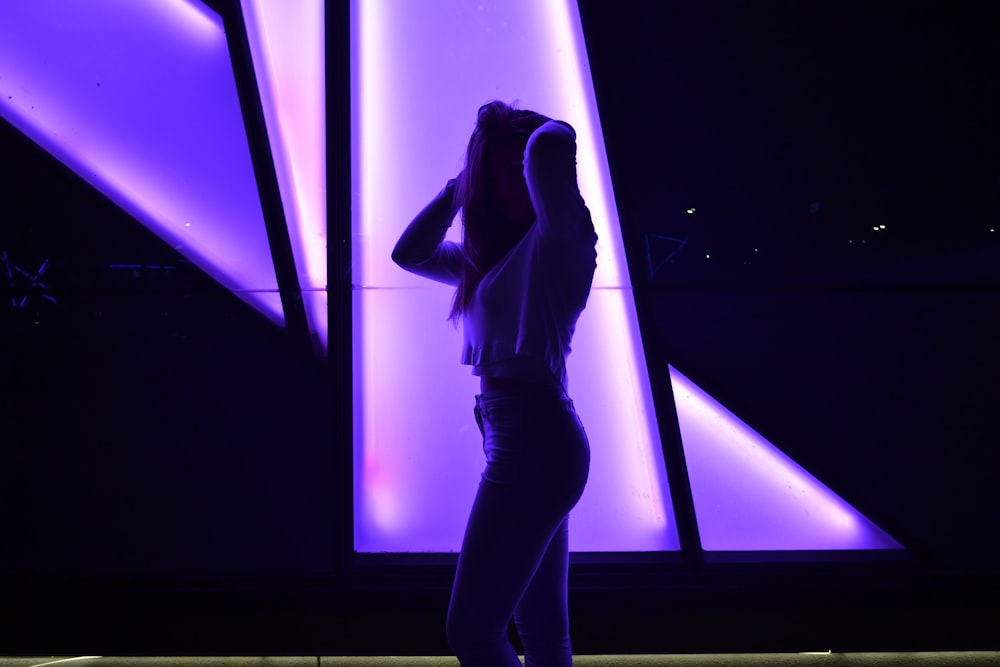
[392,100,597,667]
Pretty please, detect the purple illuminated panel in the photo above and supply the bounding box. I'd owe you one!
[352,0,677,552]
[0,0,282,322]
[670,365,903,551]
[241,0,328,351]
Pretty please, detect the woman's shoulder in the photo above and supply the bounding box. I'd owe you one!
[526,120,576,159]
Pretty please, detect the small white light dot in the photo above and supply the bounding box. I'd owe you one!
[185,223,191,228]
[687,208,696,215]
[705,254,711,259]
[754,248,759,253]
[879,224,886,230]
[872,226,879,231]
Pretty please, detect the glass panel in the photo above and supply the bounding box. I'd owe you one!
[351,0,677,552]
[671,365,903,552]
[241,0,328,348]
[301,287,329,357]
[0,0,282,323]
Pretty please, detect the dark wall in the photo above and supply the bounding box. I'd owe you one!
[1,0,997,587]
[580,0,999,567]
[582,0,998,263]
[0,127,338,577]
[646,288,999,567]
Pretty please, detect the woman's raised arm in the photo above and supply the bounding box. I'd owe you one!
[391,179,465,286]
[524,120,595,240]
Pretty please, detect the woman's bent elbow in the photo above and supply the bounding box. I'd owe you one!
[390,245,413,269]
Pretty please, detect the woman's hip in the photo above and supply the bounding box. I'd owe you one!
[473,388,590,493]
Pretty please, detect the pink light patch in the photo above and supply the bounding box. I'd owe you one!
[670,365,904,552]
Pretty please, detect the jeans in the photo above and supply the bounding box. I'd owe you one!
[446,386,591,667]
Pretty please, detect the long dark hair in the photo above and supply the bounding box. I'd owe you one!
[449,100,550,322]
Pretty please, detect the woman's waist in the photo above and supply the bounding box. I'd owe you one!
[471,350,565,389]
[479,374,563,394]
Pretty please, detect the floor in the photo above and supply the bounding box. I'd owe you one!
[1,654,999,667]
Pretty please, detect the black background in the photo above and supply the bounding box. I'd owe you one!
[1,0,997,655]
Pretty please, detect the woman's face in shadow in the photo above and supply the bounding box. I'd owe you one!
[486,139,534,227]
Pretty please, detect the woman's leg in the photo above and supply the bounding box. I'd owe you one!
[446,476,568,667]
[446,391,589,667]
[514,517,572,667]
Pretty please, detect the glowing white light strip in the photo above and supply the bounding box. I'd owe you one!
[352,0,677,552]
[241,0,328,350]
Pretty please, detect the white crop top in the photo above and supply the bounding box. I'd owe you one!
[391,120,597,390]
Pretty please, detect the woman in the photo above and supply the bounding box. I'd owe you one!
[392,100,597,667]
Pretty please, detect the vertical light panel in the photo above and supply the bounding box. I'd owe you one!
[670,365,904,552]
[241,0,328,351]
[0,0,283,323]
[352,0,677,552]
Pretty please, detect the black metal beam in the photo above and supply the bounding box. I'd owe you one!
[215,0,313,356]
[326,0,355,575]
[576,0,705,566]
